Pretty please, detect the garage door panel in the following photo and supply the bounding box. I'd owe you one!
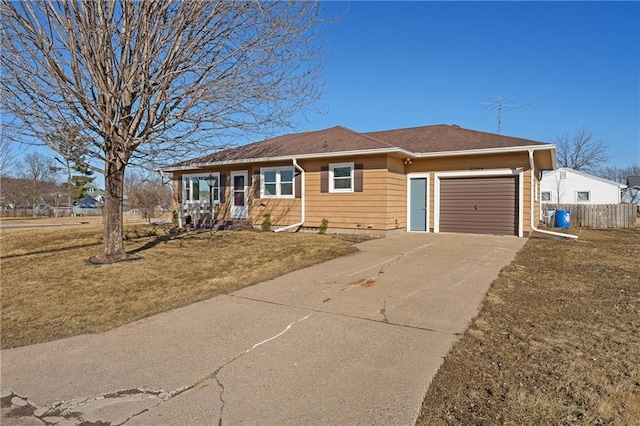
[439,177,517,235]
[440,211,515,220]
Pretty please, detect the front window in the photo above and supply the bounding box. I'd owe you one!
[576,191,590,202]
[541,191,551,202]
[261,167,294,198]
[329,162,354,193]
[183,174,220,203]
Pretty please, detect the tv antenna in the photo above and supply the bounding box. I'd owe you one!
[481,95,532,134]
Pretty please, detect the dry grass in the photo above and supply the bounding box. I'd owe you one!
[417,228,640,425]
[0,225,356,349]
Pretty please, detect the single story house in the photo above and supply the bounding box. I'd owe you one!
[160,124,556,237]
[540,168,626,205]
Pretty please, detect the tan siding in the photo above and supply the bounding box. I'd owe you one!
[386,157,406,229]
[249,199,301,226]
[406,152,529,173]
[522,170,532,234]
[301,156,392,230]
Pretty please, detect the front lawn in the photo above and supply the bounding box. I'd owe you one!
[417,228,640,425]
[0,225,356,349]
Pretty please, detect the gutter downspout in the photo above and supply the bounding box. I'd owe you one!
[273,158,305,232]
[528,150,578,240]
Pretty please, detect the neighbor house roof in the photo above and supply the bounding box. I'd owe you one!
[544,168,627,188]
[162,124,554,171]
[626,176,640,186]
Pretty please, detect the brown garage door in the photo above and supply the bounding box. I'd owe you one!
[440,176,518,235]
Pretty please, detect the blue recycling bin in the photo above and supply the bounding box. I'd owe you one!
[555,210,570,229]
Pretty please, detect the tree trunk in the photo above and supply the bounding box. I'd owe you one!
[89,158,139,264]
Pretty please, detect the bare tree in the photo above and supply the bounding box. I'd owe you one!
[0,139,17,176]
[555,128,610,174]
[127,172,172,223]
[597,164,640,184]
[2,1,327,263]
[18,152,57,216]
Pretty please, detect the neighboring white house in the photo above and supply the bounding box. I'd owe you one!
[540,168,626,204]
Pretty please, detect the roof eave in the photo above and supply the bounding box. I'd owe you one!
[413,144,556,159]
[159,147,414,172]
[159,144,556,173]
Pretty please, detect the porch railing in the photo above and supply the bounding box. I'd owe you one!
[178,201,215,228]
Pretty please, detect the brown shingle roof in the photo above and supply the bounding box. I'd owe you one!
[365,124,547,152]
[172,126,393,167]
[167,124,550,169]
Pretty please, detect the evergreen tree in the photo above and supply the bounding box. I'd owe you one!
[50,127,95,204]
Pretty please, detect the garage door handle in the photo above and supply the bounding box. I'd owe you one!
[474,204,479,210]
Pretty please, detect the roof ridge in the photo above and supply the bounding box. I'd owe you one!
[335,125,397,148]
[365,124,549,145]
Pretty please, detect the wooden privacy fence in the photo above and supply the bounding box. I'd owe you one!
[543,203,637,229]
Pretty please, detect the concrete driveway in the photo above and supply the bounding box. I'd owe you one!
[1,232,525,425]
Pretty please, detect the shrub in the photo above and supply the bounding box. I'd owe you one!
[319,218,329,234]
[261,214,272,231]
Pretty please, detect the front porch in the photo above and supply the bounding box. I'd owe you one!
[178,201,253,231]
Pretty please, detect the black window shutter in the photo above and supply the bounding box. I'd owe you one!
[320,166,329,193]
[354,163,364,192]
[294,170,302,198]
[253,169,261,199]
[219,173,226,203]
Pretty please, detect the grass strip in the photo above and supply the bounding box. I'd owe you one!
[417,228,640,425]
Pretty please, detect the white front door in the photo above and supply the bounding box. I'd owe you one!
[231,171,248,218]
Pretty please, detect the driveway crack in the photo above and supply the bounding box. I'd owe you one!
[380,300,389,323]
[203,312,316,425]
[8,313,316,426]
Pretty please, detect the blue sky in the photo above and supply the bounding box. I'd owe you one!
[10,1,639,188]
[297,1,639,167]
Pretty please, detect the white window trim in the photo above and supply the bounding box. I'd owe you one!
[260,166,295,198]
[329,162,354,193]
[182,173,221,204]
[575,191,590,202]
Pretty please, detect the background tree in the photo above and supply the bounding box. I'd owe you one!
[0,139,17,177]
[17,152,58,216]
[597,164,640,184]
[126,170,172,223]
[50,127,95,206]
[2,1,327,263]
[555,128,610,174]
